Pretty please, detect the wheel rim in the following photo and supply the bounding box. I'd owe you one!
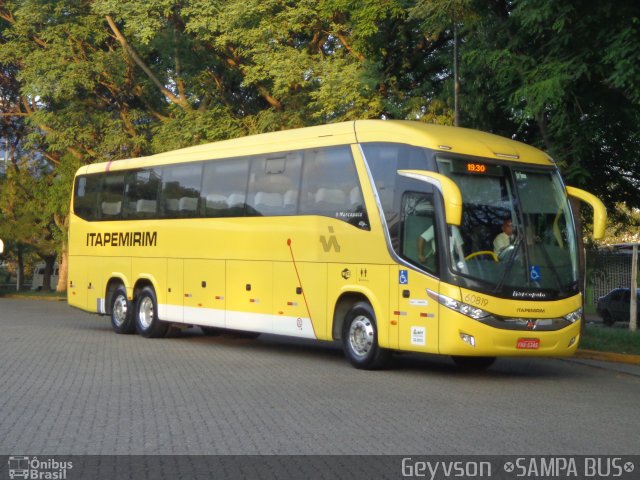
[348,315,374,358]
[113,294,128,327]
[138,296,154,329]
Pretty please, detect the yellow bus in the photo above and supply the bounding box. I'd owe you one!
[68,120,606,369]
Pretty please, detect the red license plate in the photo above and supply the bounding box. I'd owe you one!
[517,338,540,349]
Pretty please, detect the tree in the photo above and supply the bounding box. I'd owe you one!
[1,0,638,292]
[1,0,158,290]
[459,0,640,207]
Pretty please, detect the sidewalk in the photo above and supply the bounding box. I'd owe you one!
[563,356,640,377]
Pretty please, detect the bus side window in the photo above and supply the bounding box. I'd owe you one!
[160,164,202,218]
[124,169,161,219]
[201,158,250,217]
[299,146,369,229]
[99,174,125,219]
[247,153,302,216]
[401,193,438,274]
[74,175,101,221]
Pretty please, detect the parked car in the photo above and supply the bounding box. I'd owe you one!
[596,288,640,326]
[31,263,59,291]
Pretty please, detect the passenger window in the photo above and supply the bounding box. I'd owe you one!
[124,169,161,219]
[299,146,369,229]
[402,192,438,274]
[99,174,125,219]
[247,153,302,216]
[74,175,101,221]
[201,158,250,217]
[362,143,431,223]
[161,163,202,218]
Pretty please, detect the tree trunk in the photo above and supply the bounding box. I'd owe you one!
[16,245,24,291]
[56,243,68,293]
[41,255,56,292]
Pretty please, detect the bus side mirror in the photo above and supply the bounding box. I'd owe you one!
[397,170,462,226]
[566,186,607,240]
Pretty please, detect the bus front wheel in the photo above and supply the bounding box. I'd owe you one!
[110,286,136,334]
[135,287,168,338]
[342,302,390,370]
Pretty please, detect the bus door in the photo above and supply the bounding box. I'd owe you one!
[396,192,440,354]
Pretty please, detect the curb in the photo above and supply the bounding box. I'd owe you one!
[574,349,640,366]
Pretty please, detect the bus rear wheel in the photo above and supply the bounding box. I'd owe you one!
[135,287,168,338]
[342,302,389,370]
[110,286,136,334]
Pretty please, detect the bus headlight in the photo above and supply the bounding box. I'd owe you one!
[563,308,582,324]
[427,290,492,321]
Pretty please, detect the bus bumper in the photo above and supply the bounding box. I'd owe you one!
[439,313,582,357]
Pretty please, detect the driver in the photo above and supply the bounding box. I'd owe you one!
[493,218,514,256]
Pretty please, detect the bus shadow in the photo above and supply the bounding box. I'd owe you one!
[388,352,591,380]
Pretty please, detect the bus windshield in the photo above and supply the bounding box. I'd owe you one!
[436,156,579,297]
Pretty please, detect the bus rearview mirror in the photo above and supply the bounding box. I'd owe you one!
[397,170,463,226]
[566,186,607,240]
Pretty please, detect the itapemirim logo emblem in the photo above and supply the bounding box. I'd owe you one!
[7,456,73,479]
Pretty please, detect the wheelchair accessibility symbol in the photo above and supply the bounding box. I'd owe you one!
[530,265,541,281]
[399,270,409,285]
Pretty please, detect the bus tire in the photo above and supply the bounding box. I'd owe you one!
[110,286,136,334]
[135,286,168,338]
[452,356,496,370]
[342,301,389,370]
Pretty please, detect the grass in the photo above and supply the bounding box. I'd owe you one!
[0,289,66,299]
[580,324,640,356]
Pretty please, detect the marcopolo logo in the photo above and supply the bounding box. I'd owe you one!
[7,456,72,480]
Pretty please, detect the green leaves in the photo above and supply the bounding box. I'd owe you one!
[1,0,638,270]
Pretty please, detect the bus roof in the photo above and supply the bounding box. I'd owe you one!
[79,120,553,175]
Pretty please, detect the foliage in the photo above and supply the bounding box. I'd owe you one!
[599,204,640,245]
[581,324,640,356]
[1,0,639,292]
[458,0,640,209]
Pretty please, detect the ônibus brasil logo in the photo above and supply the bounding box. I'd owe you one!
[7,456,72,480]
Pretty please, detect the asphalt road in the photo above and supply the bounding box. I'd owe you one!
[1,298,639,456]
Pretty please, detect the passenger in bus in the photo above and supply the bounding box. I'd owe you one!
[493,218,514,256]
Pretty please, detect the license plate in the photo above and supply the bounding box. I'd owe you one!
[517,338,540,349]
